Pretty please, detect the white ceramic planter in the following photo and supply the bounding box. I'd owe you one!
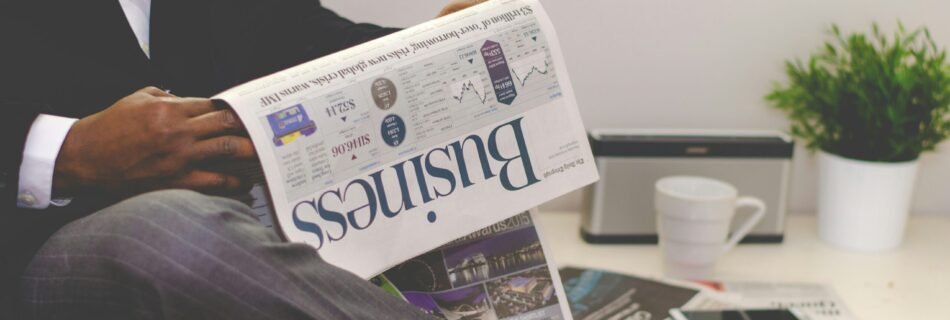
[817,151,919,252]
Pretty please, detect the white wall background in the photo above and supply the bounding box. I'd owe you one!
[322,0,950,215]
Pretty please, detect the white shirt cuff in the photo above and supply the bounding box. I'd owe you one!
[17,114,78,209]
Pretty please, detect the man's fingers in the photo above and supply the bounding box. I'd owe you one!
[140,86,175,97]
[188,109,245,137]
[167,170,242,193]
[188,136,257,162]
[174,97,219,117]
[139,87,215,117]
[438,0,485,17]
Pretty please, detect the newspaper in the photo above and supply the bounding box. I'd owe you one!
[559,267,855,320]
[374,211,572,320]
[688,281,856,320]
[214,0,595,310]
[559,267,734,320]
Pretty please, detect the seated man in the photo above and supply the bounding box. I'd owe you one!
[1,0,481,318]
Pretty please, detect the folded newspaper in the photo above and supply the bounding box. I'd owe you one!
[214,0,598,318]
[559,267,720,320]
[559,267,856,320]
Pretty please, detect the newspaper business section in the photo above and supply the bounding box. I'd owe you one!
[292,117,541,250]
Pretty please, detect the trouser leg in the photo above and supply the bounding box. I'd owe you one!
[19,189,430,319]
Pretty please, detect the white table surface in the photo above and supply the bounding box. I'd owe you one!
[534,211,950,320]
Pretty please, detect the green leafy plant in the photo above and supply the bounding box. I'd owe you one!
[767,22,950,162]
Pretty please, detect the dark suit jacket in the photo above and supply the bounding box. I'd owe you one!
[0,0,398,315]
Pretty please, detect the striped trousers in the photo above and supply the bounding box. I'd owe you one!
[18,190,429,319]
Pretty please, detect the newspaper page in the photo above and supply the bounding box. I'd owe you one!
[558,267,855,320]
[374,211,572,320]
[215,0,597,280]
[560,267,720,320]
[687,281,856,320]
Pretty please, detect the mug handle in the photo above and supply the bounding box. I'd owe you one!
[721,197,766,254]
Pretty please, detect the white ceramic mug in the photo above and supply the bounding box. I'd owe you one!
[655,176,766,279]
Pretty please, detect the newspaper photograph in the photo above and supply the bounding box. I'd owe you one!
[215,0,597,279]
[375,211,572,320]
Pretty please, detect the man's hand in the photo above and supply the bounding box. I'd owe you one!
[53,87,256,199]
[438,0,487,17]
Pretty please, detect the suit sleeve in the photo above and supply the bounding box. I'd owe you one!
[0,2,59,206]
[296,1,402,58]
[244,0,402,76]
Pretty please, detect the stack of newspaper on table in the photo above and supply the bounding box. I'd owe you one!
[215,1,598,319]
[559,267,857,320]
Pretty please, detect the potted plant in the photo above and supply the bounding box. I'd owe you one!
[766,23,950,251]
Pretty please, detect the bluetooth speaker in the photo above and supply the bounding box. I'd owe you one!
[581,129,794,244]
